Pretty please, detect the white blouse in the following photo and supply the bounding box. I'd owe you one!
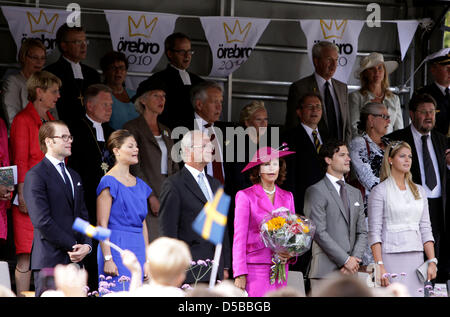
[155,135,168,175]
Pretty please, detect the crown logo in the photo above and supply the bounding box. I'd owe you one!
[128,15,158,38]
[320,19,347,39]
[27,10,59,34]
[223,20,251,43]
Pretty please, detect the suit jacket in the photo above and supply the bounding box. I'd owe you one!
[23,156,92,270]
[146,64,204,131]
[44,56,100,128]
[386,125,447,224]
[417,83,449,136]
[282,124,326,214]
[304,176,367,278]
[232,184,295,277]
[159,166,231,284]
[285,74,351,144]
[123,115,179,198]
[67,116,114,225]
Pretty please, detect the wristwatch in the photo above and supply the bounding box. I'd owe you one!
[427,258,438,265]
[376,261,384,265]
[104,255,113,261]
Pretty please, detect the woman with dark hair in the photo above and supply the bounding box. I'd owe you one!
[368,141,436,296]
[96,129,152,292]
[349,52,403,136]
[10,70,60,296]
[233,146,296,297]
[2,38,58,128]
[100,51,138,130]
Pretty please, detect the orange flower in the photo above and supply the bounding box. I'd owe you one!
[267,217,286,231]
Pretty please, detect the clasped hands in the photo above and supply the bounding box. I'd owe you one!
[340,256,362,275]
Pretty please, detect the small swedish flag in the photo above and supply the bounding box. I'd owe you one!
[192,187,230,245]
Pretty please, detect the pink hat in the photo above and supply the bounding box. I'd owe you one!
[241,144,295,173]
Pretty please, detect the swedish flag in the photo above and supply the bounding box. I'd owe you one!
[192,187,230,245]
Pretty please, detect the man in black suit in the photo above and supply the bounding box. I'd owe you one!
[23,121,92,296]
[387,93,450,281]
[67,84,114,291]
[143,32,204,131]
[417,49,450,136]
[159,130,231,284]
[45,23,100,129]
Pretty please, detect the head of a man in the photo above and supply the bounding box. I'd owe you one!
[56,23,88,63]
[84,84,113,123]
[319,139,351,178]
[296,93,323,129]
[312,41,339,81]
[409,93,437,134]
[429,59,450,87]
[39,121,73,160]
[165,32,193,70]
[181,130,214,169]
[192,81,223,125]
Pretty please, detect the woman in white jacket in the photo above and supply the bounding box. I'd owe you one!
[368,141,436,296]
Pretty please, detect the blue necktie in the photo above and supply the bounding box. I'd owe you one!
[198,173,211,201]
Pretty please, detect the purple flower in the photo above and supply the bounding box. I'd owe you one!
[425,284,433,290]
[108,282,116,288]
[118,276,130,283]
[191,261,197,266]
[99,287,111,294]
[382,273,390,278]
[197,260,207,266]
[181,284,192,290]
[105,276,112,281]
[99,274,106,280]
[390,273,398,278]
[400,272,407,276]
[417,288,423,293]
[436,287,441,291]
[99,281,109,288]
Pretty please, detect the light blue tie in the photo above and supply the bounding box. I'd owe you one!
[198,173,211,201]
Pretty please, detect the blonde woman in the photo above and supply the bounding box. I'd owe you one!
[349,52,403,136]
[367,141,436,296]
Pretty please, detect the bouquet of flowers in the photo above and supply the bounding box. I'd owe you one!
[260,207,315,285]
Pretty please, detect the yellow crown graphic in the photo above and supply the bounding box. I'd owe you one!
[320,19,347,39]
[128,15,158,38]
[223,20,251,43]
[27,10,59,34]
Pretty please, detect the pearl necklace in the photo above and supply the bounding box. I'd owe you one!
[263,186,276,195]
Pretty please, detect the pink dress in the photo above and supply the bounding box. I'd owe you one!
[0,118,10,241]
[233,184,295,297]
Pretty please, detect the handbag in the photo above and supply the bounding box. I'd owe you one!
[416,260,438,283]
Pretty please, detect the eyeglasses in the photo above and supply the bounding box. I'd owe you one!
[171,49,195,56]
[371,113,390,120]
[302,104,322,111]
[415,109,436,116]
[26,54,46,62]
[64,40,89,46]
[49,134,73,142]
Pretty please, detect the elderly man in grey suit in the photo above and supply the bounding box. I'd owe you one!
[286,41,351,144]
[304,139,367,289]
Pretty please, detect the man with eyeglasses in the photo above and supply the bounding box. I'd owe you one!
[23,121,92,296]
[417,49,450,136]
[387,93,450,283]
[142,32,204,131]
[159,130,231,285]
[45,23,100,129]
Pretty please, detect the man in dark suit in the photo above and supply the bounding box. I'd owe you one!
[159,130,231,284]
[44,23,100,129]
[387,93,450,281]
[286,41,351,144]
[67,84,114,291]
[417,49,450,136]
[143,32,204,131]
[23,121,92,296]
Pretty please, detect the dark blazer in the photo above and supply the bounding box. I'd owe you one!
[386,125,447,226]
[146,64,204,131]
[23,156,92,270]
[159,166,231,284]
[67,116,115,225]
[417,83,449,136]
[282,124,326,215]
[44,56,100,128]
[285,74,351,144]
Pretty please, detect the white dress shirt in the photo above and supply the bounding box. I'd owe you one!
[170,64,191,85]
[63,56,83,79]
[434,81,450,96]
[85,114,105,142]
[154,135,168,175]
[184,163,214,200]
[410,124,441,198]
[45,153,74,196]
[301,122,323,146]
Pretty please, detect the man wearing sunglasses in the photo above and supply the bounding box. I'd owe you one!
[45,23,100,129]
[142,32,204,131]
[23,121,91,296]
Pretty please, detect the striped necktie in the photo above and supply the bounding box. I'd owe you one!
[312,129,321,154]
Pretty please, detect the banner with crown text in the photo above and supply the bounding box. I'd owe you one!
[299,19,365,83]
[200,16,270,77]
[104,10,178,75]
[1,6,71,58]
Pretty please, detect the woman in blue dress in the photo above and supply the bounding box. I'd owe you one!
[97,129,152,292]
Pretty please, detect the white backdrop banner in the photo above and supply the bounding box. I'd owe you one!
[104,10,178,74]
[1,6,71,57]
[299,19,365,83]
[200,16,270,77]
